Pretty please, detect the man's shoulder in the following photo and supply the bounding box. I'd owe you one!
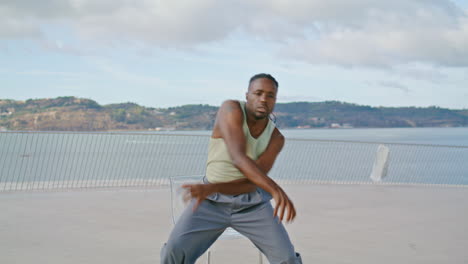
[219,100,242,113]
[271,127,285,142]
[212,100,244,138]
[220,99,241,107]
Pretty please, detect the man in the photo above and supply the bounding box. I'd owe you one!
[161,73,302,264]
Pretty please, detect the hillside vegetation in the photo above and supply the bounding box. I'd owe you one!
[0,97,467,131]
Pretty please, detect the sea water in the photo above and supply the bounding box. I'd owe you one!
[0,127,467,190]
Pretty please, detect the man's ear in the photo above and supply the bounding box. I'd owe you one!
[245,92,248,100]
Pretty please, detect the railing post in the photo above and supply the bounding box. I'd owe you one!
[370,144,390,182]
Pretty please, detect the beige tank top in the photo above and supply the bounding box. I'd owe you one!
[206,101,276,183]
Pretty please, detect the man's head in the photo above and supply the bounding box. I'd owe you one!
[245,73,278,120]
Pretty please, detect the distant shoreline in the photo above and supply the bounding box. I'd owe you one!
[2,126,468,133]
[2,96,467,131]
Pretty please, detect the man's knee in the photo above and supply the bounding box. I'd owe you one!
[279,252,303,264]
[160,239,192,264]
[264,245,302,264]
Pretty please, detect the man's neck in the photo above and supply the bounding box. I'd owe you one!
[245,111,269,138]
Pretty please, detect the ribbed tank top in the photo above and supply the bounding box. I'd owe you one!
[206,101,276,183]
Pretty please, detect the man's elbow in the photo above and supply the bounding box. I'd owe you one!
[231,157,246,171]
[232,157,255,176]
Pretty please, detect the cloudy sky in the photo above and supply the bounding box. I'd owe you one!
[1,0,468,109]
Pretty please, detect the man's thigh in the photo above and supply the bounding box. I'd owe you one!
[231,202,297,263]
[162,200,229,262]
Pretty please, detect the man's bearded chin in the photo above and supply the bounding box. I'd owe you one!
[254,112,269,120]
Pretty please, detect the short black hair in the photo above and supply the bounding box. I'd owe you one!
[249,73,279,89]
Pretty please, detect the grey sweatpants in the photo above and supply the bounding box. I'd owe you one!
[160,183,302,264]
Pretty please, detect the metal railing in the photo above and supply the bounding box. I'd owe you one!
[1,131,467,192]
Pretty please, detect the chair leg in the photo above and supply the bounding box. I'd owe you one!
[207,250,211,264]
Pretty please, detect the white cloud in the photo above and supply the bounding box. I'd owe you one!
[277,95,322,102]
[377,80,410,93]
[0,11,42,39]
[281,1,468,67]
[393,65,448,84]
[85,56,168,86]
[1,0,468,68]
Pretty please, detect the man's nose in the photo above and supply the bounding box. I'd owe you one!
[260,94,267,102]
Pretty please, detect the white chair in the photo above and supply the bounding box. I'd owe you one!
[170,175,263,264]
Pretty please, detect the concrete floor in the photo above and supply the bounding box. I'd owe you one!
[1,184,468,264]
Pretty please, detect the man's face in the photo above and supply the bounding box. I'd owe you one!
[245,78,277,120]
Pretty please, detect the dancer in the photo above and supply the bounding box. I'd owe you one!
[161,73,302,264]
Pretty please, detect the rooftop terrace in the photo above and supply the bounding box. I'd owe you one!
[1,184,467,264]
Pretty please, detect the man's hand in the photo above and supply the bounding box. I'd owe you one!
[182,183,215,212]
[272,186,296,223]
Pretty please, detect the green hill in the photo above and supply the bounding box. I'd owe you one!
[0,97,467,131]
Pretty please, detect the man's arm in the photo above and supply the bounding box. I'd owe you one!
[256,127,285,173]
[185,100,295,221]
[217,102,281,189]
[217,127,285,194]
[186,128,284,196]
[213,128,285,193]
[212,100,295,222]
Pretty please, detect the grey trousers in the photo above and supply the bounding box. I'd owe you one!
[160,183,302,264]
